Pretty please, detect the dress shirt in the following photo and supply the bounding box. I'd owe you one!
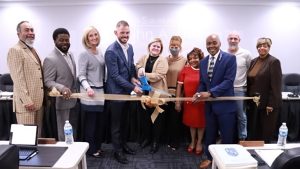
[117,40,129,61]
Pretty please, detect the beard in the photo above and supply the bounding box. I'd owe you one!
[118,36,128,44]
[228,44,238,51]
[56,44,70,53]
[24,38,34,48]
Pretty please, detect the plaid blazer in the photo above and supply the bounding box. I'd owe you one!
[7,41,44,113]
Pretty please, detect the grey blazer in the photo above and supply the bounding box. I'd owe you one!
[43,48,77,109]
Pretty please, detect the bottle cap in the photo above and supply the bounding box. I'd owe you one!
[283,122,286,125]
[65,120,69,123]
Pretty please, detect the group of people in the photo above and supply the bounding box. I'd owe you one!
[7,19,282,168]
[194,34,282,169]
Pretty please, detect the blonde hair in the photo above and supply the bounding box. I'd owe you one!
[82,26,100,49]
[256,37,272,49]
[148,38,164,54]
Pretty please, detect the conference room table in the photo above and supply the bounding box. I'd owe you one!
[209,143,300,169]
[0,141,89,169]
[278,93,300,141]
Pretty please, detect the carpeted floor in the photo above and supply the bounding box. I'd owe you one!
[86,142,208,169]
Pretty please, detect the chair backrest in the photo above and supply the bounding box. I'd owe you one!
[0,73,14,92]
[0,145,19,169]
[282,73,300,94]
[271,147,300,169]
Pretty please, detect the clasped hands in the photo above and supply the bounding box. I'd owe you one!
[24,103,37,112]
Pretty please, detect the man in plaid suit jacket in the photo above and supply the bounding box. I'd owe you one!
[7,21,44,136]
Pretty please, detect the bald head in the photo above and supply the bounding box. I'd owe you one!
[206,34,221,56]
[227,31,241,54]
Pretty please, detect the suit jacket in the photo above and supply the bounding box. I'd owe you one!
[247,54,282,109]
[104,41,136,94]
[198,50,237,114]
[7,41,44,113]
[43,48,77,109]
[136,54,169,92]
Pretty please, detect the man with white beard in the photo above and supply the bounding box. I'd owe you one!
[7,21,44,136]
[227,31,252,141]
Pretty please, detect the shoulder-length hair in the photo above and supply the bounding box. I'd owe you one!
[82,26,100,49]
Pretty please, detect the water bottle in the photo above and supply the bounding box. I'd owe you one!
[277,122,288,146]
[64,120,74,144]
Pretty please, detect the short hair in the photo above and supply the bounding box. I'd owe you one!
[148,38,163,54]
[52,28,70,41]
[227,31,241,40]
[16,21,29,33]
[82,26,100,49]
[187,47,204,60]
[169,36,182,47]
[256,37,272,48]
[116,20,129,28]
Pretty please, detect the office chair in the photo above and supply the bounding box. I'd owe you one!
[271,147,300,169]
[0,145,19,169]
[282,73,300,95]
[0,73,13,92]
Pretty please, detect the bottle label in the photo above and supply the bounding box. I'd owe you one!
[277,128,288,146]
[65,128,73,135]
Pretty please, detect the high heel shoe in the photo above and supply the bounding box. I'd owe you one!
[195,148,203,155]
[187,145,195,153]
[195,145,203,155]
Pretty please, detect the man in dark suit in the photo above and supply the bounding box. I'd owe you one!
[104,20,143,164]
[193,34,237,169]
[43,28,78,141]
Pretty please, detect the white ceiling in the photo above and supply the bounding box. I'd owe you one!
[1,0,300,6]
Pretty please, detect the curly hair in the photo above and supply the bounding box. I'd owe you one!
[187,47,204,60]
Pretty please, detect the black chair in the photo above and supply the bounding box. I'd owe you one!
[0,73,13,92]
[282,73,300,94]
[272,147,300,169]
[0,145,18,169]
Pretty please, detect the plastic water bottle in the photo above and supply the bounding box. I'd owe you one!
[64,120,74,144]
[277,122,288,146]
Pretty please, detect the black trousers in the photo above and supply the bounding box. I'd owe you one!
[142,105,166,143]
[107,101,129,152]
[83,108,107,155]
[247,101,278,143]
[165,102,182,147]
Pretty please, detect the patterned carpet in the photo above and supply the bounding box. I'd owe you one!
[86,142,208,169]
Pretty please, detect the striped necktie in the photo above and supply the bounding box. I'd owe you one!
[208,56,215,81]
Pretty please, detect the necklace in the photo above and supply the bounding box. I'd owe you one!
[148,56,158,64]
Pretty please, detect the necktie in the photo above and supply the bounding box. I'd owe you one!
[208,56,215,81]
[30,48,44,87]
[30,48,42,66]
